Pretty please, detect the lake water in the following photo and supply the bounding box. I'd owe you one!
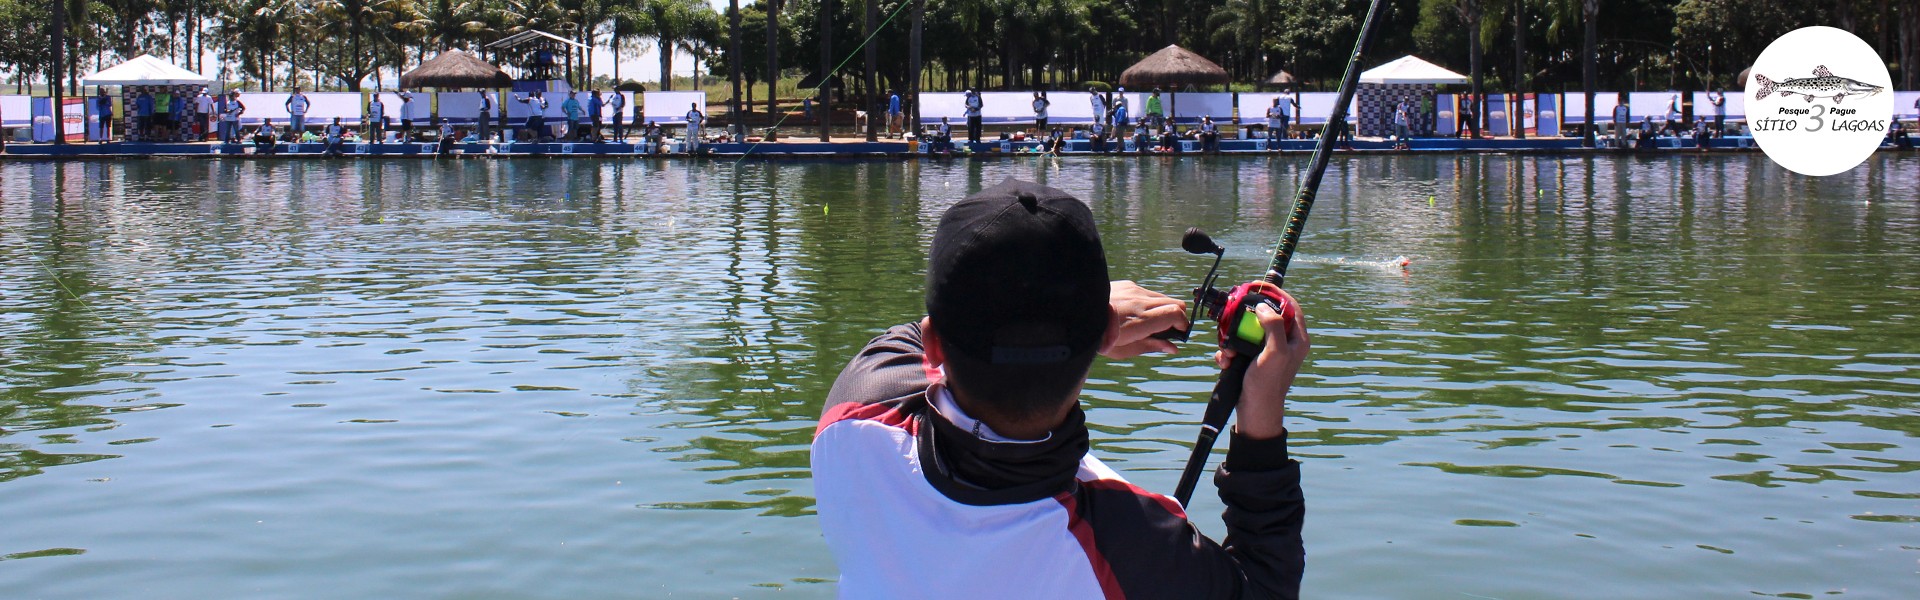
[2,154,1916,598]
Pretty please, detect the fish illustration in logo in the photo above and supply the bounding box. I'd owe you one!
[1753,65,1884,104]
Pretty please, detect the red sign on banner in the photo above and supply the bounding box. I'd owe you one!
[61,97,85,142]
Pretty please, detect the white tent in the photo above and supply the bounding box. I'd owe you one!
[1359,56,1469,85]
[80,54,211,86]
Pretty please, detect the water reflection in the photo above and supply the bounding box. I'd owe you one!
[1,155,1917,597]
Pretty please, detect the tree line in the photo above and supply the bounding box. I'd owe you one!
[4,0,1917,100]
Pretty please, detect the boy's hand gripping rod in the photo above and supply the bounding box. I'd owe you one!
[1167,0,1393,508]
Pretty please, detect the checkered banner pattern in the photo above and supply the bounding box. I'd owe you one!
[1357,83,1437,138]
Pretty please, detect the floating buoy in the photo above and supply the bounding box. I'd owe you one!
[1428,195,1435,207]
[824,204,830,215]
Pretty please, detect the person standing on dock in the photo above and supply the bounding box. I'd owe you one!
[1146,89,1164,129]
[1267,96,1291,140]
[154,89,173,140]
[476,91,494,142]
[888,90,903,138]
[1459,94,1479,139]
[1664,95,1681,137]
[195,90,215,141]
[1420,91,1435,136]
[1089,88,1107,130]
[1707,90,1726,137]
[367,94,387,141]
[515,91,548,142]
[221,91,244,144]
[1113,89,1130,129]
[286,86,310,137]
[1032,91,1050,133]
[1392,98,1411,149]
[94,88,115,143]
[588,90,605,142]
[172,90,191,141]
[685,103,705,153]
[134,89,154,141]
[964,89,983,144]
[1611,98,1631,149]
[561,93,585,141]
[607,92,625,142]
[398,92,419,141]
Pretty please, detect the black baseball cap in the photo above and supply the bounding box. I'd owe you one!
[927,179,1109,365]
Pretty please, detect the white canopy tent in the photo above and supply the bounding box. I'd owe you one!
[1358,56,1469,85]
[80,54,212,86]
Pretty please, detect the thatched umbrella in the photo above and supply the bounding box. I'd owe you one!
[1119,45,1230,90]
[1263,69,1298,89]
[400,50,513,89]
[1120,45,1230,126]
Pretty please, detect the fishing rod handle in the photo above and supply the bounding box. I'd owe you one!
[1172,352,1255,507]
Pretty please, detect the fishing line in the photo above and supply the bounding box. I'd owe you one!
[24,252,99,315]
[734,0,915,163]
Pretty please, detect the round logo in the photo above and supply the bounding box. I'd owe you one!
[1745,26,1894,176]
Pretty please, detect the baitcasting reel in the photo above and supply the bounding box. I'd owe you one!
[1157,228,1296,356]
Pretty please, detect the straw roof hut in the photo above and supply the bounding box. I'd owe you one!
[1119,45,1231,89]
[1263,69,1298,89]
[400,50,513,89]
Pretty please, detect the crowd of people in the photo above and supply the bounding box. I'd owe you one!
[47,85,1920,154]
[79,86,715,154]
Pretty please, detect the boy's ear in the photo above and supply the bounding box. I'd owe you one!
[920,317,945,369]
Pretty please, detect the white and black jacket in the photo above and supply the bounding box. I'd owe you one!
[813,322,1305,599]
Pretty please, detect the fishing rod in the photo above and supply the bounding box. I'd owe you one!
[1165,0,1393,508]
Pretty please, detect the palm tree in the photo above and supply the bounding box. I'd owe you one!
[632,0,705,91]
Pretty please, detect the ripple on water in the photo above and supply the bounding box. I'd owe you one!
[3,157,1919,598]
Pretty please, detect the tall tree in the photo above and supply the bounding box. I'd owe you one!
[764,0,781,120]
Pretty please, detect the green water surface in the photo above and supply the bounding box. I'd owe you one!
[2,154,1916,598]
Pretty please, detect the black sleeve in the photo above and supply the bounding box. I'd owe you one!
[821,322,932,417]
[1083,429,1304,600]
[1217,428,1306,599]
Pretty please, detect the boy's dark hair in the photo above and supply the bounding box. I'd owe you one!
[926,179,1109,422]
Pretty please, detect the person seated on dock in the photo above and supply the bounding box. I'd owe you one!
[1088,120,1108,153]
[932,117,954,154]
[323,118,347,157]
[1043,128,1067,154]
[1156,124,1180,153]
[1693,118,1711,152]
[1635,116,1655,150]
[437,118,458,156]
[1198,116,1221,153]
[645,121,665,154]
[1887,120,1911,150]
[1131,124,1151,154]
[253,119,280,155]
